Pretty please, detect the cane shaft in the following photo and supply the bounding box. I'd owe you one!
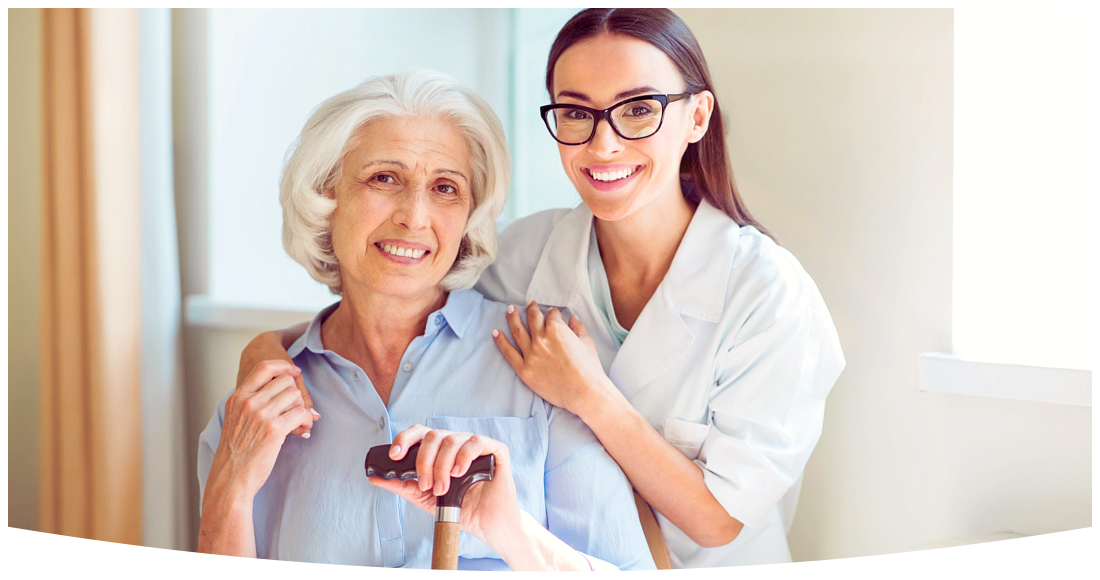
[432,520,461,570]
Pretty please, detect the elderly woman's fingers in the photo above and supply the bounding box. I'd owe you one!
[433,432,472,497]
[274,405,313,438]
[264,378,307,419]
[240,359,301,394]
[451,434,490,478]
[415,428,451,493]
[505,304,531,354]
[390,424,432,460]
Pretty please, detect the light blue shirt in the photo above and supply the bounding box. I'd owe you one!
[587,225,630,347]
[198,288,654,570]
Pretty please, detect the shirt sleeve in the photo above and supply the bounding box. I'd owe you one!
[542,407,657,571]
[196,393,230,513]
[690,259,846,530]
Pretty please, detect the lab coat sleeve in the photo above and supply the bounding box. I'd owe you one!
[476,208,571,305]
[543,407,657,570]
[692,255,845,530]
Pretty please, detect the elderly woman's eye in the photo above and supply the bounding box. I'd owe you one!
[374,174,396,184]
[435,183,458,195]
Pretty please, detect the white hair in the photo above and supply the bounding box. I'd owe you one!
[280,69,511,295]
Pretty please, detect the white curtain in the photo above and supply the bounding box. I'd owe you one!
[139,7,189,550]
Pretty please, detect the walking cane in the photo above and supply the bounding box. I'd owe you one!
[366,443,495,570]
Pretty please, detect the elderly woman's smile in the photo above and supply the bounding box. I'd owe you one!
[329,115,474,300]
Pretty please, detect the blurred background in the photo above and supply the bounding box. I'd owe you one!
[7,7,1092,560]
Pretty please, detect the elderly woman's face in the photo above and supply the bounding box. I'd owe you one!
[329,116,473,300]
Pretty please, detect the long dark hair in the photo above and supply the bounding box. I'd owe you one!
[546,8,773,240]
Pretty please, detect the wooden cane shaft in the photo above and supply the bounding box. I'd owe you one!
[432,520,461,570]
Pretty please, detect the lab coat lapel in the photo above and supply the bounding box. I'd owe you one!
[525,205,622,375]
[608,201,734,399]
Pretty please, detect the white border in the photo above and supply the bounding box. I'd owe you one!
[0,526,1095,576]
[919,353,1092,407]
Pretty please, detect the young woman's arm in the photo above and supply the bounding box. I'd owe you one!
[494,303,743,547]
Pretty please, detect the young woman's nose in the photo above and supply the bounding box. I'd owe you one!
[586,118,625,157]
[393,188,431,230]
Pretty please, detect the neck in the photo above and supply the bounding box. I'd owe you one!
[594,186,696,284]
[322,285,447,376]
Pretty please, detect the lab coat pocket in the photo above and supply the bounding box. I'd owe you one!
[663,417,711,460]
[426,414,549,560]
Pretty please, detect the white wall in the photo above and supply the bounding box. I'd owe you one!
[676,8,1090,560]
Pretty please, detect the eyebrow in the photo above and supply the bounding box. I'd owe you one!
[555,86,661,104]
[361,160,468,183]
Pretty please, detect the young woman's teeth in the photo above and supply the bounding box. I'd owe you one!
[589,167,636,182]
[380,243,426,259]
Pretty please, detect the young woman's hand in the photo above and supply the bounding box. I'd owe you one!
[493,301,615,417]
[237,323,317,437]
[367,425,522,550]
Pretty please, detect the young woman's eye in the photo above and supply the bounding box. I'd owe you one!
[625,104,653,117]
[565,109,591,121]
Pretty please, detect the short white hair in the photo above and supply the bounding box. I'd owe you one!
[280,69,511,295]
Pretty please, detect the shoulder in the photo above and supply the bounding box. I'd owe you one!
[476,207,574,304]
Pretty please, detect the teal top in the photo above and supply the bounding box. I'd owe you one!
[587,226,630,347]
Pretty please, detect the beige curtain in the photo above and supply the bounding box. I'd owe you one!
[39,8,142,545]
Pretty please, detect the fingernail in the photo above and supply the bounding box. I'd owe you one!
[390,444,402,458]
[293,366,301,372]
[492,329,499,338]
[434,481,444,495]
[302,431,311,439]
[310,407,320,418]
[507,305,514,313]
[451,465,461,477]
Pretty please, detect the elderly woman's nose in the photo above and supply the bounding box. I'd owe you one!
[392,188,432,229]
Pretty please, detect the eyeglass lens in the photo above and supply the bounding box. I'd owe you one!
[549,99,665,144]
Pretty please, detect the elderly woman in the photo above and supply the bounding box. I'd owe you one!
[196,70,653,571]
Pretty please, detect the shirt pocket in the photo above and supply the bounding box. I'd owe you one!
[662,417,711,460]
[426,414,548,561]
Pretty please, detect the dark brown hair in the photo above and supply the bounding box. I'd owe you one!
[546,8,773,240]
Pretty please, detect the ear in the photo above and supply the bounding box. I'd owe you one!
[687,90,715,144]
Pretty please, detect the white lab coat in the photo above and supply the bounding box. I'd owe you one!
[475,199,845,568]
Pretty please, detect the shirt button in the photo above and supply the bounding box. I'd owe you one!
[379,417,386,429]
[403,362,412,372]
[435,314,444,325]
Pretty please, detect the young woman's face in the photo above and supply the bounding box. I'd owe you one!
[551,33,711,222]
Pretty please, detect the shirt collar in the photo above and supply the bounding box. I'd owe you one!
[526,199,738,323]
[287,289,484,358]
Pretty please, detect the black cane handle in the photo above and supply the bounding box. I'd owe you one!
[364,443,496,507]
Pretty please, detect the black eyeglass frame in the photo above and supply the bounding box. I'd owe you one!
[539,92,694,146]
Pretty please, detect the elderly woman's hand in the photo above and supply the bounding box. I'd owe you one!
[237,324,317,438]
[493,301,615,420]
[368,425,522,550]
[199,359,315,555]
[207,360,314,504]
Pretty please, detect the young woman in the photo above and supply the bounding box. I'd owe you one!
[240,9,844,568]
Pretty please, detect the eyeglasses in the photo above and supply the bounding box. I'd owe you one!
[539,93,694,146]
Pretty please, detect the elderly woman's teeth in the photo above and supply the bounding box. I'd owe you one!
[380,243,426,259]
[589,167,636,182]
